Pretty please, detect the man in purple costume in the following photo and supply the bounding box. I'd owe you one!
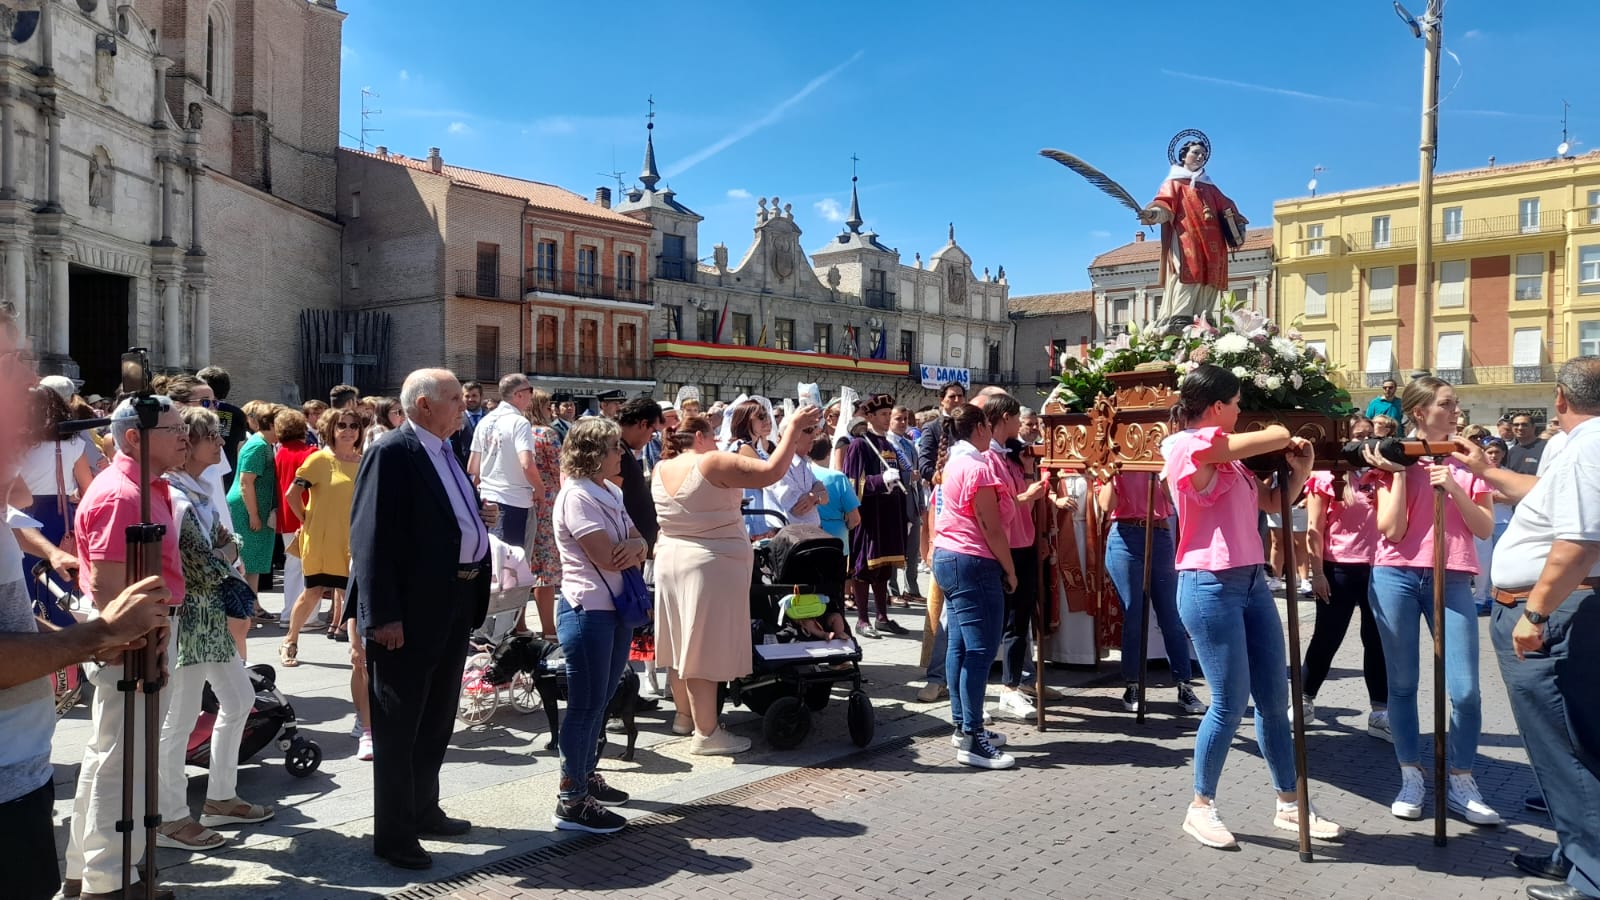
[844,393,910,638]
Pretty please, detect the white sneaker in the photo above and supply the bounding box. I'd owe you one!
[1447,772,1502,825]
[1266,576,1286,592]
[982,707,993,726]
[950,727,1007,748]
[997,690,1037,719]
[1296,695,1316,723]
[955,731,1015,769]
[357,731,374,762]
[1182,803,1237,849]
[1297,580,1315,596]
[1392,766,1425,820]
[1368,710,1393,742]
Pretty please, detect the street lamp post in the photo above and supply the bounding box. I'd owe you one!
[1400,0,1443,380]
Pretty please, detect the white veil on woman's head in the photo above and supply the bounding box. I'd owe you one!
[717,394,775,449]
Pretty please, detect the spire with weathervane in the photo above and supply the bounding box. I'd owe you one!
[845,153,864,234]
[640,95,661,191]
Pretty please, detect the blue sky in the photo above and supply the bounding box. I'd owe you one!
[338,0,1597,297]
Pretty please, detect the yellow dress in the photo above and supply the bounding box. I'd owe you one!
[294,449,358,578]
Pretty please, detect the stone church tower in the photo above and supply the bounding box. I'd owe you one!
[2,0,342,400]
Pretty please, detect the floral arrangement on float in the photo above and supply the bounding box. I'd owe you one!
[1048,294,1354,418]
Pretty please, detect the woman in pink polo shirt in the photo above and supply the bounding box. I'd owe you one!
[1299,443,1390,738]
[931,404,1016,770]
[1161,364,1343,850]
[1363,376,1500,827]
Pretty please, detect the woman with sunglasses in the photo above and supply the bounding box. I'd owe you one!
[281,408,366,668]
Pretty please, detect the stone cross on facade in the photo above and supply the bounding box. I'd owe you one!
[321,332,377,386]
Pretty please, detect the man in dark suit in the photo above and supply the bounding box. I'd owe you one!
[349,368,490,871]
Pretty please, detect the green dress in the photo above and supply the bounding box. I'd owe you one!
[226,433,278,574]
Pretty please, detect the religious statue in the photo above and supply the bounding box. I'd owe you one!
[186,102,204,131]
[1137,129,1247,332]
[88,156,104,207]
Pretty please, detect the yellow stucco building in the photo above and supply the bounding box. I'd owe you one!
[1274,150,1600,425]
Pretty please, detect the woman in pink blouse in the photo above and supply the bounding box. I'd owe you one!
[1161,364,1343,850]
[1300,457,1389,739]
[1363,376,1500,827]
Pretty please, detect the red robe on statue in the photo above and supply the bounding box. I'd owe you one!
[1148,175,1239,292]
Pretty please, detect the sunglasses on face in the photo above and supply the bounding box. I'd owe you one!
[336,421,361,431]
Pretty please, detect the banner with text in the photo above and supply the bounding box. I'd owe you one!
[919,365,971,391]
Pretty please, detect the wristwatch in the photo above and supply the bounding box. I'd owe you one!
[1523,609,1550,625]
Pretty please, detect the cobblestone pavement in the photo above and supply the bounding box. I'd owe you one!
[399,596,1558,900]
[46,586,1556,899]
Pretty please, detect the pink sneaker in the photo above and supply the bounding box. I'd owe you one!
[1183,803,1237,849]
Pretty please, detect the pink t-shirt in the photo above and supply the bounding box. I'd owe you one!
[1307,470,1381,564]
[983,445,1036,549]
[1109,471,1173,521]
[553,478,633,611]
[934,450,1003,559]
[75,453,186,607]
[1161,427,1265,571]
[1372,458,1490,573]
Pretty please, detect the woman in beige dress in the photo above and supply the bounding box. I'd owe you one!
[653,405,823,755]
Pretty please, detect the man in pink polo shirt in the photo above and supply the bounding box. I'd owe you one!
[64,395,190,900]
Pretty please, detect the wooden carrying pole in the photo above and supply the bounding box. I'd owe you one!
[1278,458,1314,862]
[1432,485,1448,846]
[1135,473,1157,724]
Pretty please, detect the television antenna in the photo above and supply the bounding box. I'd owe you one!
[1307,164,1325,196]
[1557,99,1571,157]
[598,147,627,196]
[360,87,383,152]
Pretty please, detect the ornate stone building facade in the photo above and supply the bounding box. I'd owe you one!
[620,127,1014,408]
[3,0,341,400]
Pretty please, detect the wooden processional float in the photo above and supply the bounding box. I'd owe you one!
[1028,363,1354,862]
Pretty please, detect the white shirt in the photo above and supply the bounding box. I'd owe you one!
[470,405,536,508]
[413,422,489,564]
[765,453,821,527]
[17,439,85,496]
[1491,420,1600,589]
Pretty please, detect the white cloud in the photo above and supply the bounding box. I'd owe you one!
[1090,230,1111,239]
[398,69,410,81]
[1463,29,1483,39]
[447,121,472,135]
[667,50,865,178]
[726,188,751,199]
[814,198,845,223]
[341,45,357,61]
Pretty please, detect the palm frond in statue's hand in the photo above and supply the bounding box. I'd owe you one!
[1039,149,1144,217]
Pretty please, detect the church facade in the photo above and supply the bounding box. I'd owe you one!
[5,0,342,400]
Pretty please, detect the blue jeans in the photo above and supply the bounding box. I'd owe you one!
[1105,523,1192,684]
[1492,590,1600,896]
[932,548,1004,734]
[1368,566,1481,770]
[555,602,631,801]
[1178,565,1298,799]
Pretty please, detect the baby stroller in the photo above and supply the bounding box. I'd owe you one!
[459,535,543,726]
[185,663,322,777]
[724,512,874,750]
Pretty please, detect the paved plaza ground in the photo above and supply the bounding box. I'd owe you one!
[47,580,1559,899]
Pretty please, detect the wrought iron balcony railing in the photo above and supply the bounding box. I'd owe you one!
[524,268,645,303]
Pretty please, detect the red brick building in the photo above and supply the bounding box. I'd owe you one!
[337,147,654,400]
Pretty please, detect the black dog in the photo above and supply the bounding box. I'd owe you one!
[483,634,644,761]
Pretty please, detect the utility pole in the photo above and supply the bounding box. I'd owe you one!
[1410,0,1442,380]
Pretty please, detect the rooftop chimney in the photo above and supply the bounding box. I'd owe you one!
[1134,231,1145,242]
[427,147,442,174]
[595,186,612,209]
[375,146,388,159]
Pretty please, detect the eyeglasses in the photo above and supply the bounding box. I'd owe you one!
[1512,422,1533,428]
[148,424,188,435]
[336,421,361,431]
[198,398,215,409]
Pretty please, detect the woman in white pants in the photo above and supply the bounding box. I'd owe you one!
[157,407,274,849]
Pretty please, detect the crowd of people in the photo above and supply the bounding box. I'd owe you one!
[1,296,1595,899]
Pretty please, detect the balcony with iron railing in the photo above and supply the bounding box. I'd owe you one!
[1286,235,1347,259]
[523,268,646,304]
[454,270,523,302]
[1345,225,1417,254]
[1366,364,1557,388]
[656,256,697,283]
[864,287,896,309]
[1439,209,1566,244]
[526,352,651,381]
[449,354,525,384]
